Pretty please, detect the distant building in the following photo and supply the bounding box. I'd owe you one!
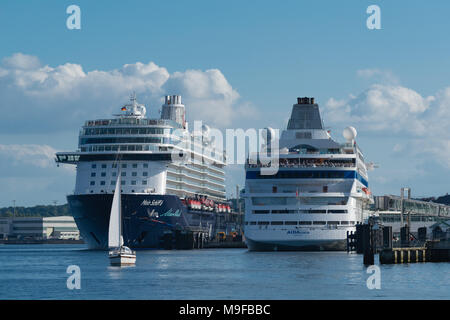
[371,195,450,234]
[0,216,80,240]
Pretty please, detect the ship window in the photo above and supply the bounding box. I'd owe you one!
[112,172,117,177]
[100,181,105,186]
[101,164,107,169]
[327,221,339,225]
[90,181,95,186]
[112,164,117,168]
[271,221,284,225]
[253,210,269,214]
[132,172,137,177]
[285,221,298,225]
[121,164,127,168]
[299,221,312,225]
[121,172,126,177]
[257,221,270,225]
[341,221,349,225]
[142,180,147,185]
[121,181,126,185]
[313,221,326,225]
[329,210,348,213]
[101,172,106,177]
[111,181,116,185]
[132,164,137,168]
[143,164,148,168]
[91,172,96,177]
[143,172,148,176]
[91,164,96,169]
[131,181,136,185]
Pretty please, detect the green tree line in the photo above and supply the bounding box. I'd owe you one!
[0,204,70,217]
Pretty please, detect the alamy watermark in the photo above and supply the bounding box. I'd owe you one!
[366,265,381,290]
[66,265,81,290]
[66,5,81,30]
[170,120,280,175]
[366,5,381,30]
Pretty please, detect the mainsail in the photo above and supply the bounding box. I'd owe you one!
[108,174,122,248]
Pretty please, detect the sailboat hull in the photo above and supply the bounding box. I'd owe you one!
[68,194,223,249]
[109,254,136,266]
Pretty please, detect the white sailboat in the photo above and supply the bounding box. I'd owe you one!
[108,174,136,266]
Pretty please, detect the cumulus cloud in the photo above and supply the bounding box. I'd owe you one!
[324,81,450,169]
[0,53,255,134]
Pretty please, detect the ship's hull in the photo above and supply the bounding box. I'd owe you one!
[244,228,352,251]
[68,194,218,249]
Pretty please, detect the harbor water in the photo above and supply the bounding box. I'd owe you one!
[0,244,448,300]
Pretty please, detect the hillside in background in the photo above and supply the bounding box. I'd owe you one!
[1,193,448,217]
[0,204,70,217]
[418,194,450,206]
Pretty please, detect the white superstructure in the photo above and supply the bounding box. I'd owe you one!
[57,94,226,202]
[244,97,373,251]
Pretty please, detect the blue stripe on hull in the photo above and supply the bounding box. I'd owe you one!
[68,194,216,249]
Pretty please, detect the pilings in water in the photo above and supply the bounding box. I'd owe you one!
[346,222,450,264]
[161,230,207,250]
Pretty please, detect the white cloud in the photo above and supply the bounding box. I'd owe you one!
[324,82,450,169]
[0,144,60,168]
[0,53,255,133]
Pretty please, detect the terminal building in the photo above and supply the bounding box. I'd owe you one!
[0,216,80,240]
[371,193,450,235]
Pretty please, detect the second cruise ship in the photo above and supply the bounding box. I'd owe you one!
[244,97,373,251]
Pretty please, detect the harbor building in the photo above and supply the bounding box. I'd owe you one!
[372,193,450,234]
[0,216,80,240]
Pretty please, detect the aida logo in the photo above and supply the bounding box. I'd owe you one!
[287,230,309,235]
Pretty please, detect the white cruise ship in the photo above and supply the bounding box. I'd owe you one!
[56,94,234,249]
[244,97,373,251]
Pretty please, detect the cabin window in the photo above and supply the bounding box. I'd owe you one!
[90,181,95,186]
[91,172,96,177]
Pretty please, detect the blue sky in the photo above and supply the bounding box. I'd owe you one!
[0,0,449,207]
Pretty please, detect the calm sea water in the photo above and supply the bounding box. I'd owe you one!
[0,244,448,300]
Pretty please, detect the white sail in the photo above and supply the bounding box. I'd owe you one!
[108,174,122,248]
